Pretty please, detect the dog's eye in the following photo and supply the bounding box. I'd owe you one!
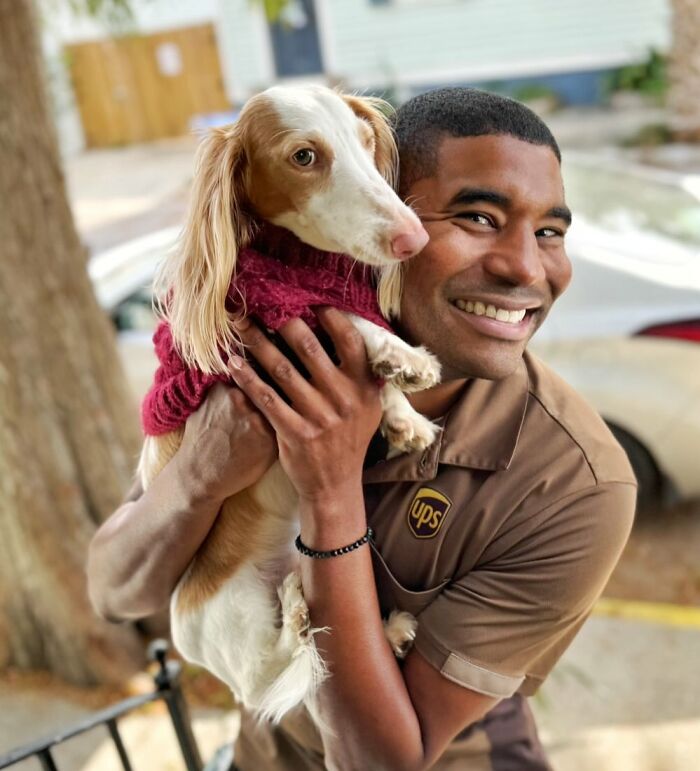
[292,148,316,167]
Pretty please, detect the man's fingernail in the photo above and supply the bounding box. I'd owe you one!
[229,354,243,370]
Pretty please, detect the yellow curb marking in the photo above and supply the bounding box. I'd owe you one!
[594,597,700,630]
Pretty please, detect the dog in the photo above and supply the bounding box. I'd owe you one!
[138,85,441,723]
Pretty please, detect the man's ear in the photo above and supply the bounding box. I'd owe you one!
[342,94,399,189]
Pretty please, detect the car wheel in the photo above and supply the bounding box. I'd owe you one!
[607,423,663,513]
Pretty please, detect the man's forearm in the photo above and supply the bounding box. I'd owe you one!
[87,453,225,621]
[299,485,426,771]
[88,385,279,622]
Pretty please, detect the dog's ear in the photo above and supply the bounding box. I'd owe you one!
[156,125,251,374]
[342,94,399,189]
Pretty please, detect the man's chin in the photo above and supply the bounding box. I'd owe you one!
[443,350,526,382]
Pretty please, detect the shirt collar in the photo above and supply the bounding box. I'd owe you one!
[363,357,530,484]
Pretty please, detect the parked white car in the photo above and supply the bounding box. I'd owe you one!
[531,154,700,506]
[89,156,700,507]
[530,217,700,505]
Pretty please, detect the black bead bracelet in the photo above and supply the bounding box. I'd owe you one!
[295,528,373,559]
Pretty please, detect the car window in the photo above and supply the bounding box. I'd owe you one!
[564,155,700,250]
[112,286,158,333]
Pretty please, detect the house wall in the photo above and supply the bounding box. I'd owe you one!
[216,1,274,100]
[46,0,672,154]
[217,0,670,102]
[325,0,671,93]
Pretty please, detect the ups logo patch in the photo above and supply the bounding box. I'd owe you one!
[407,487,452,539]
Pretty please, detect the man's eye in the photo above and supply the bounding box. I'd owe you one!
[457,213,494,226]
[537,227,564,238]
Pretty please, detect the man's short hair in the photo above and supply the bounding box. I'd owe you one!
[393,87,561,194]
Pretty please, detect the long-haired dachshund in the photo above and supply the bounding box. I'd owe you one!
[139,85,441,722]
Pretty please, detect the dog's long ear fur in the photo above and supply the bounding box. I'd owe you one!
[376,262,404,321]
[342,94,404,320]
[342,94,399,189]
[156,126,251,374]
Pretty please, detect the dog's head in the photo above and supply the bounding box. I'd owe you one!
[160,85,426,374]
[242,86,426,266]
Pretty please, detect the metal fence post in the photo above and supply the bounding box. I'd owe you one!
[149,639,204,771]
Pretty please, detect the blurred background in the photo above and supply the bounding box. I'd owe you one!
[1,1,699,769]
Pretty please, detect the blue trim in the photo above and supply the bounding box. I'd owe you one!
[404,68,617,106]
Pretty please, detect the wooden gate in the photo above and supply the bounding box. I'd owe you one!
[65,24,230,147]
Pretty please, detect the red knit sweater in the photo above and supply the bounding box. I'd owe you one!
[141,225,392,436]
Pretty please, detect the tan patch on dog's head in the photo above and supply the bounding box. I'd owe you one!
[341,94,398,187]
[239,95,335,221]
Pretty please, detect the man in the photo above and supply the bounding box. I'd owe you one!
[88,88,636,770]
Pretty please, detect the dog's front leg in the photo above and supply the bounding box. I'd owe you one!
[379,381,439,453]
[346,314,440,453]
[347,315,441,392]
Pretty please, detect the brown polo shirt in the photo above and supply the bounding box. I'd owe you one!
[234,350,637,769]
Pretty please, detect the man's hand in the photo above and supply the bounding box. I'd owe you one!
[229,308,382,508]
[177,382,278,505]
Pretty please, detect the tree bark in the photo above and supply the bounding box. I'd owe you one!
[668,0,700,141]
[0,0,145,684]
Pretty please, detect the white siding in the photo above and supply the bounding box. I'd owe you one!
[217,0,274,101]
[43,0,673,155]
[323,0,671,88]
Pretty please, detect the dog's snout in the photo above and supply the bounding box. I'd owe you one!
[390,224,429,261]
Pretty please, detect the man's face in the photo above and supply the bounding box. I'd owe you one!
[398,134,572,381]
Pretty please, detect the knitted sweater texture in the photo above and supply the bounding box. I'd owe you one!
[141,225,392,436]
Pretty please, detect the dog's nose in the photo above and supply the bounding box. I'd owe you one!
[391,226,429,261]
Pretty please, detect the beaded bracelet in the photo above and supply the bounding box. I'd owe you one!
[294,528,373,559]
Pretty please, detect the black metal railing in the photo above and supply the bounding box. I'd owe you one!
[0,640,204,771]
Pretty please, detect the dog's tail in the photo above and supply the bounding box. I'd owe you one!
[257,628,329,724]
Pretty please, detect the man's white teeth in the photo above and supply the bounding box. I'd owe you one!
[453,299,527,324]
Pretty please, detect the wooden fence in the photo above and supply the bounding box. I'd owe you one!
[66,24,230,147]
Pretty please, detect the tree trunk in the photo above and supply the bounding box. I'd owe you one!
[668,0,700,140]
[0,0,145,684]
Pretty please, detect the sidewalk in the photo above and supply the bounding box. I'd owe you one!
[2,611,698,770]
[533,613,700,770]
[64,135,198,255]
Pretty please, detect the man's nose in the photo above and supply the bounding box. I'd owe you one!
[483,226,545,287]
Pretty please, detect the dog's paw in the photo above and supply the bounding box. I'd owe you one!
[384,610,417,658]
[381,408,439,453]
[371,343,441,393]
[279,572,310,641]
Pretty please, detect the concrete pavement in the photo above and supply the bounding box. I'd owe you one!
[2,611,698,770]
[533,613,700,770]
[64,134,197,254]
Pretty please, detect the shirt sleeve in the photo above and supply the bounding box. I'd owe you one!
[412,481,637,697]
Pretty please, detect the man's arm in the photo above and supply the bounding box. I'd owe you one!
[230,311,498,771]
[299,490,499,771]
[87,384,277,621]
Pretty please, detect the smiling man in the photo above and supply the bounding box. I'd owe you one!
[88,88,636,770]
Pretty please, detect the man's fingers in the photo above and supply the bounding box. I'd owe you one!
[236,321,330,417]
[228,354,302,436]
[275,317,340,391]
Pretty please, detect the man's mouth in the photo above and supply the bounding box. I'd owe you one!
[449,299,537,324]
[448,298,539,340]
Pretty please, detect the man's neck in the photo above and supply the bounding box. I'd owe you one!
[407,378,469,420]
